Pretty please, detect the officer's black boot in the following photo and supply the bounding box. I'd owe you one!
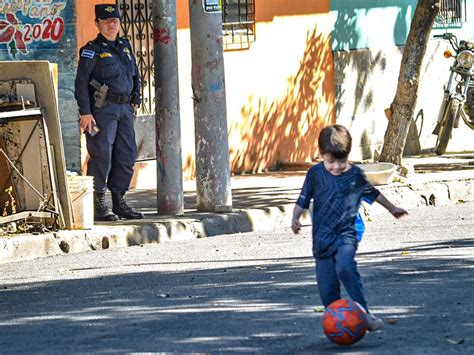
[112,192,144,220]
[94,192,119,221]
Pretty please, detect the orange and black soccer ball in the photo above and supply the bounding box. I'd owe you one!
[322,299,368,346]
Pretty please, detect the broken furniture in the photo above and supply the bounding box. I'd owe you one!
[0,61,73,230]
[0,108,63,230]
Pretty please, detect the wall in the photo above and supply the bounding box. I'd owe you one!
[175,0,335,179]
[331,0,474,160]
[0,0,78,170]
[133,0,336,186]
[1,1,337,190]
[4,1,473,192]
[330,0,417,51]
[226,1,335,174]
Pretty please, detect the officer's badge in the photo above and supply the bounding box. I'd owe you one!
[105,6,115,13]
[100,52,112,58]
[81,49,95,59]
[123,47,132,61]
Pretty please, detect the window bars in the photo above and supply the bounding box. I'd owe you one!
[117,0,256,115]
[435,0,466,27]
[117,0,154,115]
[222,0,256,50]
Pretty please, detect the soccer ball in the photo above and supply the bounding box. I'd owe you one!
[322,299,368,346]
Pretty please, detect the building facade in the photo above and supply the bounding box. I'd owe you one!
[1,0,472,187]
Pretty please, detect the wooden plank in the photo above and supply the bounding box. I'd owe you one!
[20,120,43,210]
[1,121,25,210]
[0,140,18,216]
[0,211,56,224]
[0,112,62,227]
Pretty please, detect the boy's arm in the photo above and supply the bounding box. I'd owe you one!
[291,205,305,234]
[292,167,315,234]
[375,193,408,218]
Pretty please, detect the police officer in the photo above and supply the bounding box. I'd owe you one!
[75,4,143,221]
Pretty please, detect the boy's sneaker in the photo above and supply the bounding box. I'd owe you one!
[367,313,384,331]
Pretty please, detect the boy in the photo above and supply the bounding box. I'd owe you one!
[291,124,407,331]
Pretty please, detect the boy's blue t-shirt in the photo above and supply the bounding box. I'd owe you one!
[356,196,375,241]
[296,162,380,259]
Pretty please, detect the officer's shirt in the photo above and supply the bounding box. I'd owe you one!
[75,33,141,115]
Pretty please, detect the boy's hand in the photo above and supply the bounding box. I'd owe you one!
[291,219,302,234]
[390,207,408,219]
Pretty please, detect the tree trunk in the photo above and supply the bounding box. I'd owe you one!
[378,0,440,165]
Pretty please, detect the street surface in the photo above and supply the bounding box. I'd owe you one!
[0,202,473,353]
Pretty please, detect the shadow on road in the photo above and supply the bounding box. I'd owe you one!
[0,246,472,352]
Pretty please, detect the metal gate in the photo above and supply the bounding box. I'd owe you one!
[117,0,156,161]
[117,0,257,114]
[117,0,155,116]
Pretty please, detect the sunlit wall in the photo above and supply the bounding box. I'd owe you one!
[331,0,474,159]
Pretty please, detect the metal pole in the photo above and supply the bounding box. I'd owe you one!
[188,0,232,212]
[153,0,184,215]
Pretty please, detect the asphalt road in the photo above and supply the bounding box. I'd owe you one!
[0,202,473,353]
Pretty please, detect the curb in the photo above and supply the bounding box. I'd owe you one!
[1,176,473,264]
[0,205,313,265]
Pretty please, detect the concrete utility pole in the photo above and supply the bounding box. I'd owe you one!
[188,0,232,212]
[153,0,184,215]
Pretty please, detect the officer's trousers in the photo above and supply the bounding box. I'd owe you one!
[86,102,137,193]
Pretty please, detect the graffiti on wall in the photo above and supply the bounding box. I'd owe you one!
[0,0,66,58]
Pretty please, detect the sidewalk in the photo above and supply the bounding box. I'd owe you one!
[1,153,474,264]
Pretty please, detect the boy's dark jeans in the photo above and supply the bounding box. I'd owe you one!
[315,244,368,311]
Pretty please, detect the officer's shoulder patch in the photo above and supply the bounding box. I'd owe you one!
[81,49,95,59]
[100,52,113,59]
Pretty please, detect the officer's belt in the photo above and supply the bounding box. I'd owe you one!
[106,92,131,104]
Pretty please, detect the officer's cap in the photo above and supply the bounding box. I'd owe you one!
[95,4,120,20]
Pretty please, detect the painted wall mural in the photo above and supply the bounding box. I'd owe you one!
[0,0,67,58]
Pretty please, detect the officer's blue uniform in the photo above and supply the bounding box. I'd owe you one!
[74,32,141,194]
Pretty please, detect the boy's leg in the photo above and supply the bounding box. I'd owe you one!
[334,244,368,311]
[315,256,341,307]
[335,244,384,331]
